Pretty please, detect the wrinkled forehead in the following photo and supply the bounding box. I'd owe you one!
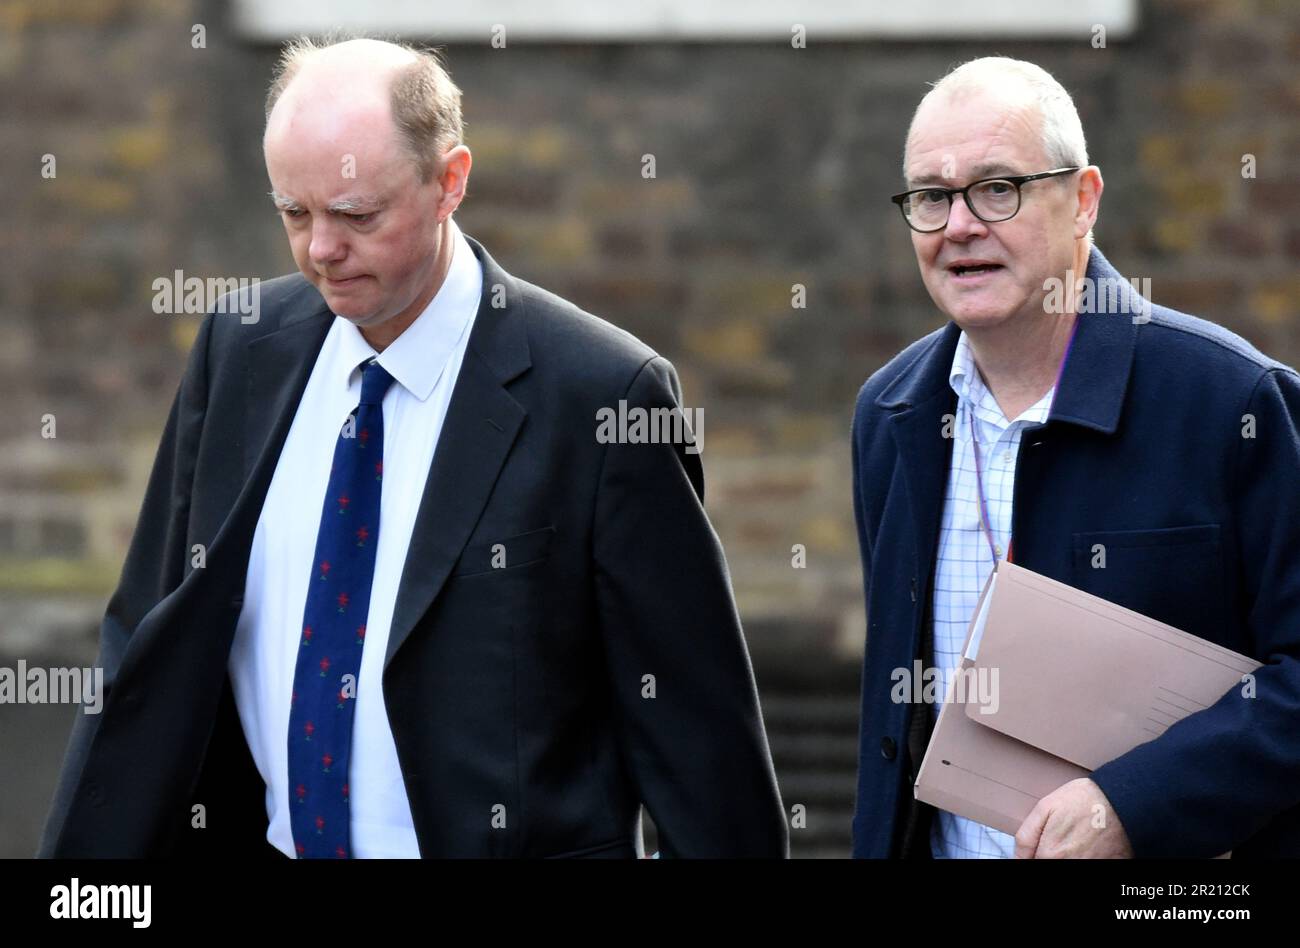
[904,88,1047,184]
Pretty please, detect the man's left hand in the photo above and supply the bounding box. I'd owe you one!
[1014,778,1134,858]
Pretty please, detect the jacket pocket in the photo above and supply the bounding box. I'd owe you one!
[450,525,555,578]
[1070,523,1227,640]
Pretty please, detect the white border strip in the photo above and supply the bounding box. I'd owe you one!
[232,0,1138,43]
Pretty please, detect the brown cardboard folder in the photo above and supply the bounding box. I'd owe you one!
[914,560,1260,837]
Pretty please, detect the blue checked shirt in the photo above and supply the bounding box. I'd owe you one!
[929,331,1054,859]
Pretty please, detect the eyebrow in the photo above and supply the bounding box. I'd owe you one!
[268,191,386,213]
[269,190,300,211]
[326,195,385,213]
[907,162,1023,188]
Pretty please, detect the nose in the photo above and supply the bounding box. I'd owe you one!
[944,194,989,242]
[308,217,347,269]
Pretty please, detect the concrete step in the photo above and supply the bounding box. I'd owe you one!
[768,732,858,762]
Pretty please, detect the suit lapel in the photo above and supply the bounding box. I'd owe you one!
[242,302,333,482]
[188,288,334,596]
[384,237,532,670]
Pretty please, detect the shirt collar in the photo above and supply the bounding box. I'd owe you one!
[335,218,483,402]
[947,330,980,407]
[948,329,1054,429]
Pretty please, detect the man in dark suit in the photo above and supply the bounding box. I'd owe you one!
[851,57,1300,858]
[40,37,785,858]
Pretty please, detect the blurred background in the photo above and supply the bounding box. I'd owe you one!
[1,0,1296,858]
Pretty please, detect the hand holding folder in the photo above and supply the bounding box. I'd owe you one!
[915,561,1260,848]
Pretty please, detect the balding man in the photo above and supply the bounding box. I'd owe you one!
[40,37,786,859]
[851,57,1300,858]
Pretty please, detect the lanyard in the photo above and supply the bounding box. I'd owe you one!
[969,317,1080,566]
[968,404,1004,563]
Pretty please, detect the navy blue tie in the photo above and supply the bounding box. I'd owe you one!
[288,358,396,858]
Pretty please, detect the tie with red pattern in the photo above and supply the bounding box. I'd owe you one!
[287,357,395,858]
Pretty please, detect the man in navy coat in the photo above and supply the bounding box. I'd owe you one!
[851,56,1300,858]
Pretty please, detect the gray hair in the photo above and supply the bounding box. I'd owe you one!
[903,56,1089,178]
[265,33,464,183]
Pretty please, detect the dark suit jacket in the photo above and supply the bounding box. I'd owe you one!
[39,236,788,858]
[850,246,1300,858]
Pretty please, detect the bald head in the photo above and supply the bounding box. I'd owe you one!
[265,36,463,184]
[902,57,1088,180]
[265,38,416,140]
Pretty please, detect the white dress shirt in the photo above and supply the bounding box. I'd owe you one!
[929,331,1054,859]
[229,221,482,858]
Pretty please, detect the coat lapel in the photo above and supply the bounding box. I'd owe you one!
[1046,246,1141,435]
[876,324,961,599]
[383,237,532,670]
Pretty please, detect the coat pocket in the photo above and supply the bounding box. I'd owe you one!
[1070,523,1227,640]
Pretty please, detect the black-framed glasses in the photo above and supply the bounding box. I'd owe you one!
[890,167,1080,233]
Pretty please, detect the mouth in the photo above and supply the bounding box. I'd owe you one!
[324,274,366,287]
[946,261,1004,281]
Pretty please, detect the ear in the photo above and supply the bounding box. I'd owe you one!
[434,145,472,222]
[1073,166,1103,240]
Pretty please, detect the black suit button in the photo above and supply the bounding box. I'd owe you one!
[86,782,106,808]
[230,592,245,610]
[881,736,897,760]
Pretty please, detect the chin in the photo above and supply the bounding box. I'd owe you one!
[317,287,372,318]
[945,301,1017,329]
[321,300,371,322]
